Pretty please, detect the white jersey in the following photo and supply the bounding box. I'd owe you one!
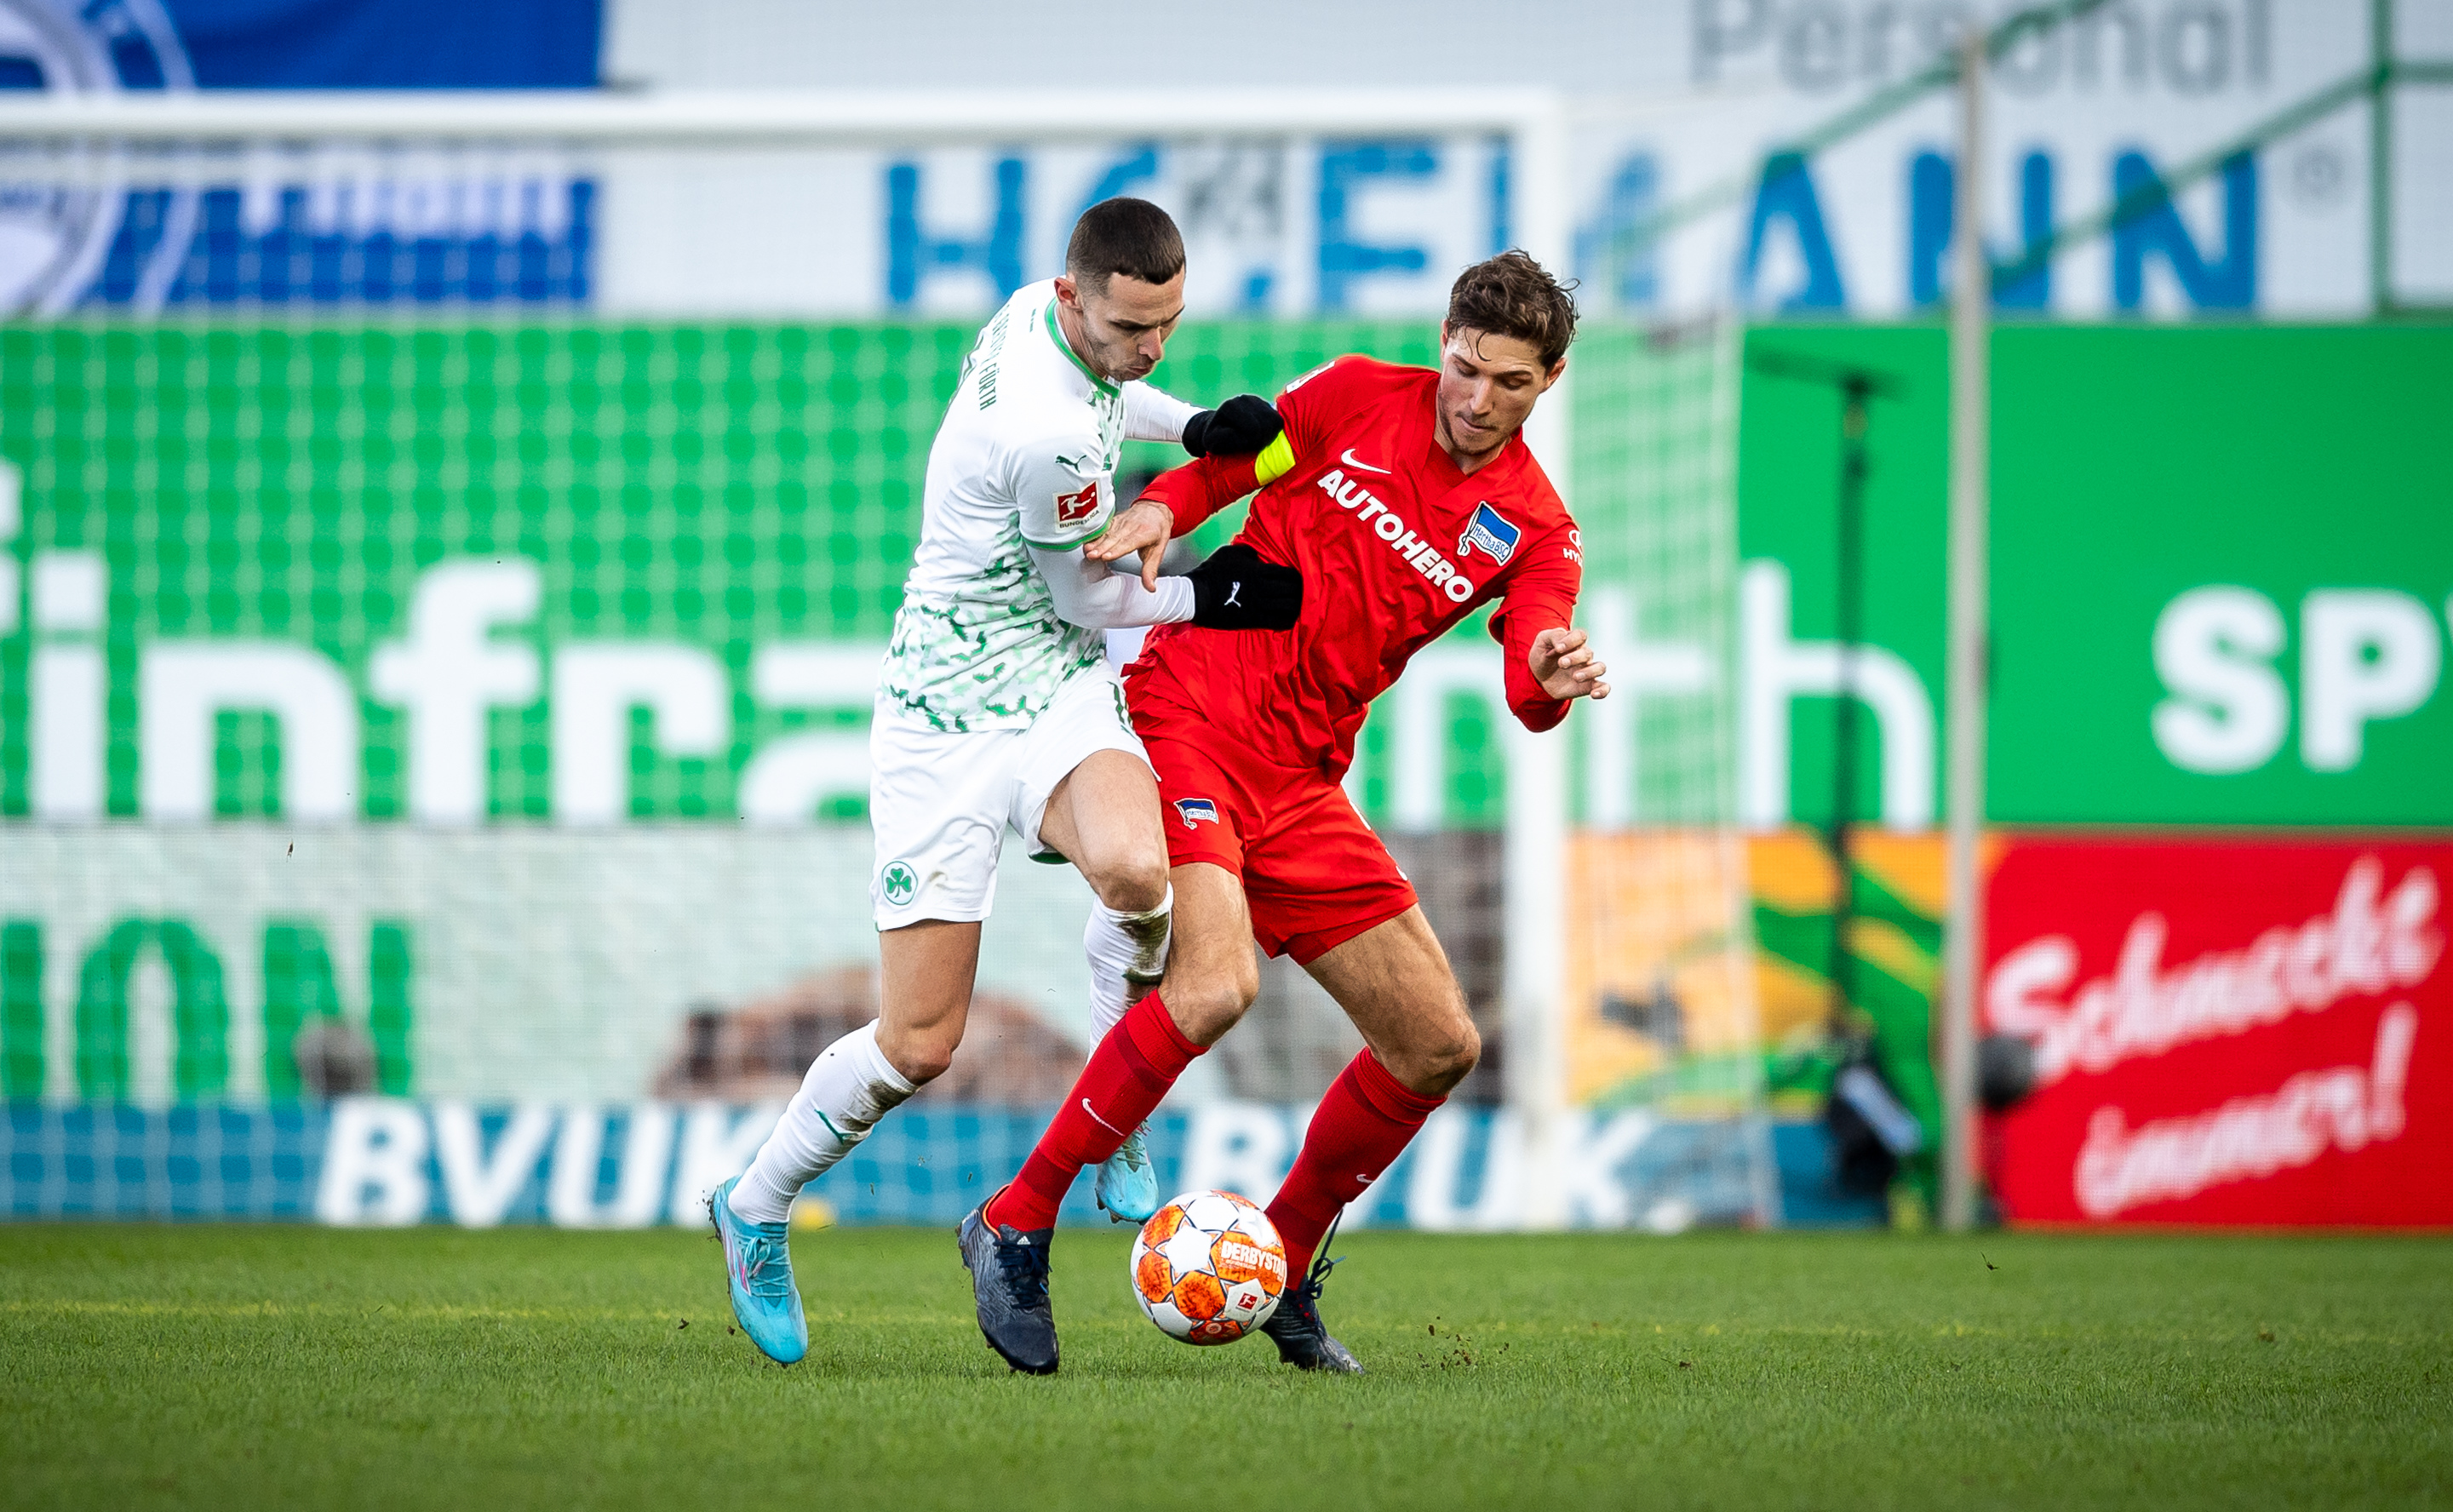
[879,281,1197,732]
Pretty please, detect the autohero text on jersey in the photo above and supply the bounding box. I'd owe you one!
[1315,468,1477,603]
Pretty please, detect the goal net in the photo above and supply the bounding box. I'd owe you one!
[0,94,1768,1228]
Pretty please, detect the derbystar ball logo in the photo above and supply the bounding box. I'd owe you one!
[1216,1237,1287,1286]
[1174,798,1219,829]
[1314,468,1477,604]
[1054,481,1101,527]
[1458,502,1522,566]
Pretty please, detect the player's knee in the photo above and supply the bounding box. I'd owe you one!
[1436,1021,1482,1082]
[1228,953,1262,1017]
[878,1028,956,1086]
[1091,851,1170,914]
[1165,955,1259,1045]
[1404,1016,1481,1097]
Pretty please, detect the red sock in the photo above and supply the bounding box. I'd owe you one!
[1267,1050,1442,1276]
[986,991,1203,1232]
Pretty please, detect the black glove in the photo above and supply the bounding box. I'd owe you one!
[1182,394,1283,458]
[1187,543,1303,631]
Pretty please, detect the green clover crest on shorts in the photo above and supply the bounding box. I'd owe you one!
[880,861,918,906]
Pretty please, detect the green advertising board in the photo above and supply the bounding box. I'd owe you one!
[8,313,2434,1121]
[1738,322,2453,829]
[0,321,1484,825]
[0,319,1738,1108]
[4,318,2443,834]
[0,319,1743,834]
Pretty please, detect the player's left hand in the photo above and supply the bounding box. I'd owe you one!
[1182,394,1282,457]
[1531,627,1610,702]
[1086,498,1175,592]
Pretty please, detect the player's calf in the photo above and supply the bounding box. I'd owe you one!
[986,992,1206,1235]
[1081,887,1173,1226]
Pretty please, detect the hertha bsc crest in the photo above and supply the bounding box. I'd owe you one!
[1174,798,1219,829]
[1458,502,1522,566]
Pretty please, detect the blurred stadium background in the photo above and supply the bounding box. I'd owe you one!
[0,0,2445,1237]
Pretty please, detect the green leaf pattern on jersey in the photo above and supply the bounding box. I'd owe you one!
[879,513,1109,732]
[880,338,1127,732]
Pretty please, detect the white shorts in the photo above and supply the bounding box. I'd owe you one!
[868,665,1149,929]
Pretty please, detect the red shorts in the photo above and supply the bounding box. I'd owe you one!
[1135,710,1417,965]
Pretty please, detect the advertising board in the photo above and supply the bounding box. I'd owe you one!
[11,1,2445,319]
[1738,322,2453,831]
[1984,835,2450,1225]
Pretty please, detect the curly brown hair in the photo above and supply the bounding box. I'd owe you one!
[1445,251,1579,369]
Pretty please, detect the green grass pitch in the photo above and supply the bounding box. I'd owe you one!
[3,1223,2446,1509]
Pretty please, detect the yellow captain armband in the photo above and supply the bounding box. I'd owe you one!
[1252,431,1297,486]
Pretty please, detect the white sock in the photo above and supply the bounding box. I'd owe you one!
[1084,885,1172,1042]
[729,1021,917,1226]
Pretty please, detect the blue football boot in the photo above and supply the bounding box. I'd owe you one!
[958,1196,1058,1375]
[710,1177,807,1365]
[1093,1122,1158,1224]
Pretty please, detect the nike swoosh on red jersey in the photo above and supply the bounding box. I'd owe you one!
[1338,448,1391,474]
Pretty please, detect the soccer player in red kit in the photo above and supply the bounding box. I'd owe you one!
[958,252,1608,1374]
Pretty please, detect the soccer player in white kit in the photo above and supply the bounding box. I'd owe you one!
[709,199,1298,1366]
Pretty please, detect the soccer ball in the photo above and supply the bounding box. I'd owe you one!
[1131,1189,1288,1345]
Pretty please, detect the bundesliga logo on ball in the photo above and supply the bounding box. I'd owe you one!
[1130,1190,1288,1344]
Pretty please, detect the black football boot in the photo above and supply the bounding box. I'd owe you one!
[958,1198,1058,1375]
[1261,1249,1364,1373]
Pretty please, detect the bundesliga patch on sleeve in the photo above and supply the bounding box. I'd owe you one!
[1054,481,1102,529]
[1458,502,1522,566]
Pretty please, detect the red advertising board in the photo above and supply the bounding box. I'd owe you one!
[1984,837,2450,1226]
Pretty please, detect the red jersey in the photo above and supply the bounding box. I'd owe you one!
[1130,354,1583,780]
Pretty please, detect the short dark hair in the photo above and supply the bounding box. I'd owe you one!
[1066,198,1186,295]
[1446,251,1579,369]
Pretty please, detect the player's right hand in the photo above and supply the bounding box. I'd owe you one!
[1530,626,1611,702]
[1182,395,1283,457]
[1087,498,1174,592]
[1186,543,1303,631]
